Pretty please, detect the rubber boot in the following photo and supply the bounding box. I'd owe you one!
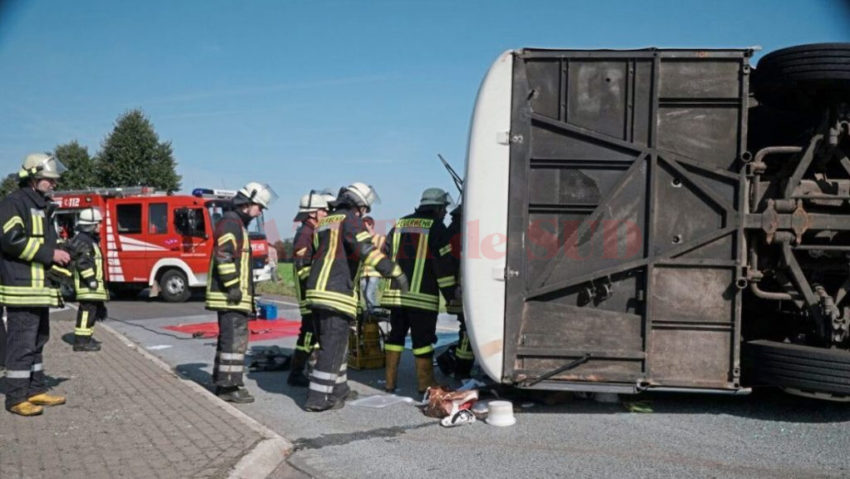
[287,350,310,387]
[415,356,438,394]
[384,350,402,392]
[28,392,66,406]
[9,401,43,416]
[73,337,101,352]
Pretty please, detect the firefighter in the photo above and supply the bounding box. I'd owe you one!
[359,216,386,318]
[303,182,408,412]
[70,207,109,352]
[287,192,331,387]
[437,204,475,378]
[382,188,458,394]
[0,153,71,416]
[205,181,277,403]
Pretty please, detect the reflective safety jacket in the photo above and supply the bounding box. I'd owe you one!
[0,187,62,307]
[382,210,458,312]
[205,211,253,313]
[361,234,386,278]
[305,206,398,319]
[70,231,109,302]
[292,221,317,317]
[445,210,463,315]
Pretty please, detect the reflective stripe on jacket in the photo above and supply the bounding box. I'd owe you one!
[305,206,397,319]
[0,187,61,307]
[292,221,316,316]
[445,211,462,314]
[205,211,253,312]
[72,231,109,301]
[381,211,457,312]
[362,234,386,278]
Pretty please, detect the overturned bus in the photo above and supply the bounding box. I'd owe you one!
[462,44,850,401]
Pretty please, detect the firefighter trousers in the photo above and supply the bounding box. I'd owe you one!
[455,314,474,375]
[294,312,319,354]
[213,311,249,388]
[305,309,351,409]
[4,307,50,410]
[75,301,107,343]
[386,307,438,357]
[0,307,6,369]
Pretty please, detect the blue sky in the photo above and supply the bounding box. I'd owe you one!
[1,0,848,240]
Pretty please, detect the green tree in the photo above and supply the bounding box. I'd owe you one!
[0,173,18,198]
[54,141,97,190]
[96,109,181,192]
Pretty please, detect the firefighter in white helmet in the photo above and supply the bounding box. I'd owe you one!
[303,182,409,411]
[0,153,71,416]
[68,207,109,351]
[205,182,277,403]
[287,192,332,387]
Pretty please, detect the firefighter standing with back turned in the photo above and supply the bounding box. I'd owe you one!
[382,188,459,394]
[287,192,332,387]
[303,182,408,412]
[70,207,109,352]
[0,153,71,416]
[205,182,277,403]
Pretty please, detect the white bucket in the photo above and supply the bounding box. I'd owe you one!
[486,400,516,427]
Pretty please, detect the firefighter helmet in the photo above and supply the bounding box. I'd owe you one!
[293,192,330,221]
[235,182,278,209]
[340,182,380,212]
[77,208,103,225]
[298,192,329,212]
[19,153,67,180]
[419,187,453,207]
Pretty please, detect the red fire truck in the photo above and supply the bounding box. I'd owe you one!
[51,186,272,302]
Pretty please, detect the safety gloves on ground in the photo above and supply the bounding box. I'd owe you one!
[226,287,242,304]
[390,264,410,293]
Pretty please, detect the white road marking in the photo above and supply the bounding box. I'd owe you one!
[146,344,173,350]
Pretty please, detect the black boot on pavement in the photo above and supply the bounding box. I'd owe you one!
[303,396,345,412]
[215,386,255,404]
[73,338,102,352]
[287,350,310,387]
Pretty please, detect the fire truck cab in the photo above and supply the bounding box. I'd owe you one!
[52,186,272,302]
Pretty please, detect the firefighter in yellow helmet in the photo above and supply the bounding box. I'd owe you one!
[287,192,331,387]
[382,188,459,394]
[0,153,71,416]
[69,207,109,351]
[205,182,277,403]
[303,182,408,412]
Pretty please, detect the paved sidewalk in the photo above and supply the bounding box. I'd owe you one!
[0,308,292,479]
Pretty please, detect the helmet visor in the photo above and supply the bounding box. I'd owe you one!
[39,156,67,179]
[364,185,381,206]
[258,183,278,209]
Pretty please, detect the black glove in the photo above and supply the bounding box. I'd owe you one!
[226,287,242,304]
[88,280,98,290]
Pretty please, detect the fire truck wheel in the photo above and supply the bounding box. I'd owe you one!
[159,269,191,303]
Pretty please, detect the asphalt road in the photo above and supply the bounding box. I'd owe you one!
[103,294,850,479]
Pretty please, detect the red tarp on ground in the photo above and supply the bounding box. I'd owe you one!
[164,319,302,342]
